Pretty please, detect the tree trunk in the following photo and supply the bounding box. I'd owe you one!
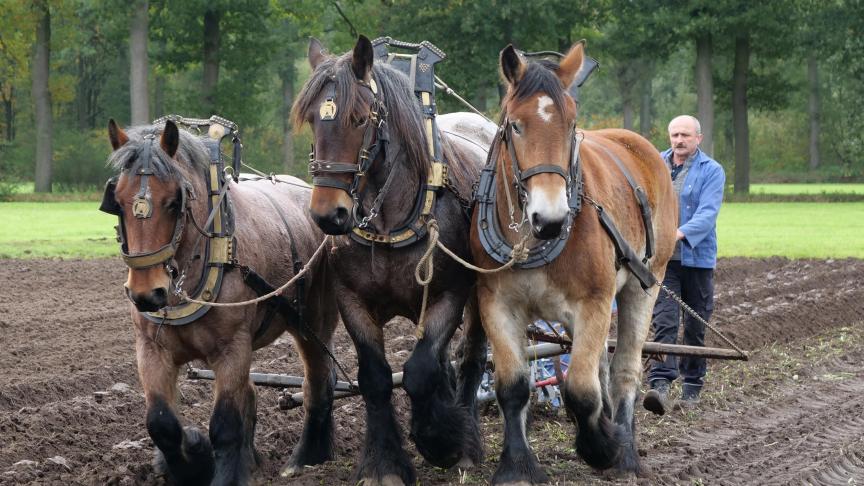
[32,0,52,193]
[130,0,149,125]
[153,74,165,119]
[696,34,714,156]
[281,66,295,174]
[618,65,635,131]
[3,86,14,141]
[202,9,220,113]
[808,55,821,170]
[732,34,750,195]
[639,63,654,137]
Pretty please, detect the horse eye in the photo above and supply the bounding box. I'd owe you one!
[512,123,522,135]
[355,117,368,127]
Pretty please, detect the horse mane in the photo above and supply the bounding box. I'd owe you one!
[107,124,210,178]
[504,59,568,117]
[291,52,432,183]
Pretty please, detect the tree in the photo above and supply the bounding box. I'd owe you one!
[130,0,149,125]
[32,0,52,193]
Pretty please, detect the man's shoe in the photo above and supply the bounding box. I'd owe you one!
[676,385,701,410]
[643,380,671,416]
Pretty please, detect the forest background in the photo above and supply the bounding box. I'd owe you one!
[0,0,861,198]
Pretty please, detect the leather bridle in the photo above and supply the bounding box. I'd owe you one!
[307,79,390,229]
[99,135,195,271]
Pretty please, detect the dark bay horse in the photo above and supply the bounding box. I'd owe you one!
[101,120,339,485]
[292,36,494,485]
[469,43,677,483]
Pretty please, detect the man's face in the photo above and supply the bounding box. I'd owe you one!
[668,119,702,160]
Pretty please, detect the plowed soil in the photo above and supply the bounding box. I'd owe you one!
[1,257,863,485]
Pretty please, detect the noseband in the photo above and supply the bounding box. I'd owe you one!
[502,120,581,211]
[307,78,390,228]
[99,135,194,270]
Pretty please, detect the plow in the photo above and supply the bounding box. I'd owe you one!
[188,333,747,410]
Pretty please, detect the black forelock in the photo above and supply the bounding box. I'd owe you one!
[509,59,569,116]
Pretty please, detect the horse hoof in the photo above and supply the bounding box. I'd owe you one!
[358,474,405,486]
[456,455,475,469]
[280,465,302,477]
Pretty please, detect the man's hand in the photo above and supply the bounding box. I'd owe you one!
[677,229,686,241]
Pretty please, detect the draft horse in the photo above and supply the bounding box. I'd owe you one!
[469,43,677,483]
[292,35,494,484]
[100,120,339,485]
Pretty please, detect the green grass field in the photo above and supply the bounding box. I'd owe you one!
[717,202,864,258]
[0,202,117,258]
[0,200,862,259]
[748,183,864,195]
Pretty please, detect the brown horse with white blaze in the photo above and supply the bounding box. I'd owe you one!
[470,43,677,483]
[101,120,339,485]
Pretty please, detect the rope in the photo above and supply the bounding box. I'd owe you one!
[413,219,530,337]
[180,236,331,307]
[658,282,748,358]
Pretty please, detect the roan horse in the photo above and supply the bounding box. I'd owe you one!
[469,43,677,483]
[100,119,339,485]
[292,36,494,484]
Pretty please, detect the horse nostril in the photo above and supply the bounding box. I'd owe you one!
[333,207,349,225]
[152,287,168,307]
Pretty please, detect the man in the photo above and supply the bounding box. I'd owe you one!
[643,115,725,415]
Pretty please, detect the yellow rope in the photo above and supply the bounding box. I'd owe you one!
[180,236,332,308]
[413,219,530,338]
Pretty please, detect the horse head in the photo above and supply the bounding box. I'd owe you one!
[498,42,585,240]
[293,35,430,236]
[101,119,195,312]
[291,35,381,234]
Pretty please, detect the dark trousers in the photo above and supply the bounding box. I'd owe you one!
[647,260,714,389]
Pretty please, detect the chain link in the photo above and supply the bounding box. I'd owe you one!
[658,282,748,358]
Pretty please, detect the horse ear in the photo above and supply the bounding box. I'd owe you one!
[108,119,128,150]
[351,35,374,81]
[161,120,179,158]
[308,37,327,69]
[556,41,585,89]
[500,44,525,85]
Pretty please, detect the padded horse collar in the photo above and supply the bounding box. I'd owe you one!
[474,124,584,269]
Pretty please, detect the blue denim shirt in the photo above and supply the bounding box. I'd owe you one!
[661,148,725,269]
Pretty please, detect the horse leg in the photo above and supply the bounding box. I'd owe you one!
[137,340,215,485]
[561,296,624,471]
[454,290,488,467]
[608,280,661,475]
[280,326,337,476]
[403,291,482,469]
[341,301,414,486]
[208,337,258,486]
[479,288,549,485]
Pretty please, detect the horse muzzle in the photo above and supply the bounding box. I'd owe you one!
[311,205,352,235]
[125,286,169,312]
[530,211,565,240]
